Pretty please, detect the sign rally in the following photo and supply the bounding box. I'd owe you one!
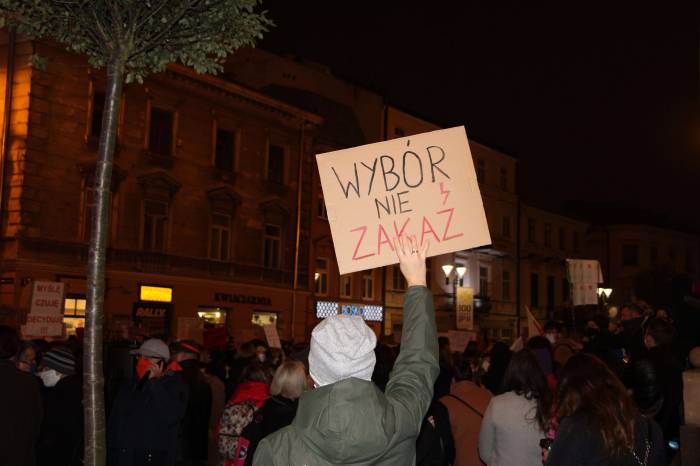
[316,126,491,274]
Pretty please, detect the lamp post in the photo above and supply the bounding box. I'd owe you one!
[442,264,467,311]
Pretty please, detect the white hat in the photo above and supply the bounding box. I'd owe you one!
[308,314,377,387]
[130,338,170,361]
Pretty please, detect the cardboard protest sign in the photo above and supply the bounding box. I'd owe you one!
[317,126,491,274]
[23,281,65,337]
[263,324,282,349]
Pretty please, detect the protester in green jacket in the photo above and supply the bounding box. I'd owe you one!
[253,238,439,465]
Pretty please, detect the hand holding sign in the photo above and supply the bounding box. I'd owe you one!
[395,236,428,288]
[316,126,491,274]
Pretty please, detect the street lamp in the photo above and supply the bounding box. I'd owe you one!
[597,287,613,311]
[442,264,468,313]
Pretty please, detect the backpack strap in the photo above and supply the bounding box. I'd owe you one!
[446,394,483,417]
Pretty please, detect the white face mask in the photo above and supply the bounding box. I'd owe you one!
[38,369,62,387]
[257,353,266,363]
[545,333,558,345]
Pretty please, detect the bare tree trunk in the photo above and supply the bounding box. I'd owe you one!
[84,56,124,466]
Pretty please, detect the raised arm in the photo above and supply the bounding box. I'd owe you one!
[385,238,439,436]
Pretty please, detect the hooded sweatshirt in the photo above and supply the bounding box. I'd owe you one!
[253,286,439,465]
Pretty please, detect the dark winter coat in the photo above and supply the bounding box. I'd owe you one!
[177,359,212,462]
[107,372,188,466]
[0,359,43,466]
[545,413,665,466]
[37,374,84,466]
[253,286,439,465]
[243,395,298,466]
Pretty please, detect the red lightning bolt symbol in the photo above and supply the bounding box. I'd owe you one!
[440,182,450,205]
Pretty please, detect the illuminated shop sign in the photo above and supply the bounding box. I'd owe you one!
[315,300,383,322]
[139,285,173,303]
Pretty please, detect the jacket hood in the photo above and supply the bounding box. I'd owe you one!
[228,381,269,407]
[293,378,394,463]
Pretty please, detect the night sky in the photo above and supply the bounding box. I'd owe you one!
[258,1,700,231]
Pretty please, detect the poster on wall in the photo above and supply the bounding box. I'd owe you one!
[456,286,474,330]
[316,126,491,274]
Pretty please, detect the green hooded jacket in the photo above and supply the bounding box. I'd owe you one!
[253,285,439,465]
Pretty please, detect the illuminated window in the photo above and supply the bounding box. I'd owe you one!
[267,144,285,184]
[252,311,278,327]
[197,306,228,325]
[139,285,173,303]
[315,258,328,295]
[209,213,231,261]
[340,274,352,298]
[362,271,374,300]
[64,296,86,337]
[263,224,281,269]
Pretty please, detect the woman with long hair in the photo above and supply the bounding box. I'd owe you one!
[478,349,552,466]
[545,353,665,466]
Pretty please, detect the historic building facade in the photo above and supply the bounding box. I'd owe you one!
[0,34,324,342]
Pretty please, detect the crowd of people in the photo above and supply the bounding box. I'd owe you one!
[1,239,698,466]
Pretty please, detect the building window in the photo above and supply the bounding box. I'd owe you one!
[562,278,570,302]
[527,218,536,243]
[530,273,539,308]
[142,199,168,252]
[267,144,285,184]
[573,231,580,253]
[263,224,281,269]
[63,296,86,337]
[148,107,174,157]
[317,192,327,220]
[315,258,328,295]
[90,91,105,138]
[501,216,511,239]
[392,265,407,291]
[544,223,552,247]
[362,271,374,300]
[476,159,485,184]
[546,276,555,311]
[502,270,511,301]
[214,128,235,172]
[500,167,508,191]
[209,213,231,261]
[340,274,352,298]
[558,227,566,251]
[479,266,489,297]
[81,185,96,242]
[650,244,659,266]
[622,244,639,267]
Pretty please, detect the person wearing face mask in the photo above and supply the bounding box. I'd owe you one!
[107,338,188,466]
[36,347,83,466]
